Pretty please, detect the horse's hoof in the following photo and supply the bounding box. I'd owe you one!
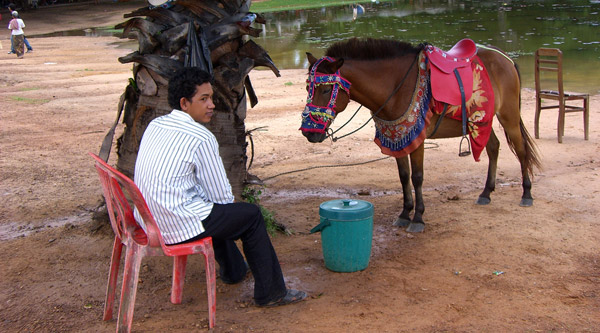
[406,222,425,233]
[393,217,410,228]
[476,196,491,205]
[519,198,533,207]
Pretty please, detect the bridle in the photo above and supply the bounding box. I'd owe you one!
[300,56,351,133]
[300,53,421,141]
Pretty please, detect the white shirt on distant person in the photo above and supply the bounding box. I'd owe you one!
[8,18,25,35]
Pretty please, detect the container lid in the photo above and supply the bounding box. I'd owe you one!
[319,199,373,221]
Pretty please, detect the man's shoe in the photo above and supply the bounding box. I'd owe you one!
[8,51,14,54]
[26,49,33,53]
[220,262,250,284]
[257,289,307,307]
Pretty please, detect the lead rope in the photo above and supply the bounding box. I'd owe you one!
[326,51,421,142]
[249,141,440,182]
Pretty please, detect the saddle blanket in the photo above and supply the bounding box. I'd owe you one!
[373,51,494,162]
[430,55,495,161]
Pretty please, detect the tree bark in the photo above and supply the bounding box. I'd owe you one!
[112,0,279,200]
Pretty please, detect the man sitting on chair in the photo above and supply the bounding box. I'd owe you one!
[133,67,307,307]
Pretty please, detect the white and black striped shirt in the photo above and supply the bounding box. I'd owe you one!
[133,109,234,244]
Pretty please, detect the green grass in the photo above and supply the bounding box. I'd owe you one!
[250,0,382,13]
[260,205,278,236]
[10,96,50,104]
[242,185,279,236]
[101,28,123,34]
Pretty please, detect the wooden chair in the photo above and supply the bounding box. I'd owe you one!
[89,152,216,332]
[534,48,589,143]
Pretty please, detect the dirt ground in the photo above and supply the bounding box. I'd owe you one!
[1,2,599,332]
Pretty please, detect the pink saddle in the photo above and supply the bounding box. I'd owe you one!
[425,39,478,105]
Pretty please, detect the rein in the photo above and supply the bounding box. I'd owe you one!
[325,52,421,142]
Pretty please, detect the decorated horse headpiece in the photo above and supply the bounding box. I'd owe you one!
[300,57,352,133]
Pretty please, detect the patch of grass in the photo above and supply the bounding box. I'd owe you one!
[10,96,50,104]
[284,82,294,86]
[242,185,279,236]
[76,68,95,72]
[251,0,392,13]
[101,27,123,34]
[260,205,278,236]
[19,87,41,92]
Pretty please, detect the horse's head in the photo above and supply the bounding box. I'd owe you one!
[299,53,351,143]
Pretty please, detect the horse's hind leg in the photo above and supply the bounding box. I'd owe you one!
[513,122,535,207]
[392,156,414,228]
[498,117,537,207]
[477,129,500,205]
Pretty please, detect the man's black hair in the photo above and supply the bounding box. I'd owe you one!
[167,67,213,110]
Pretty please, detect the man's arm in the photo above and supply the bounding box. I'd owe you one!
[194,139,235,204]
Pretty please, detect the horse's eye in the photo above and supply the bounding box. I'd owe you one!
[322,87,332,95]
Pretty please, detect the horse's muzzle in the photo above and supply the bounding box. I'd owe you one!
[302,130,327,143]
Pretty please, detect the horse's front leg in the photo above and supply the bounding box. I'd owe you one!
[392,156,413,228]
[407,144,425,232]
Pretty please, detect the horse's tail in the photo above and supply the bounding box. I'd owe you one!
[515,62,522,113]
[504,119,542,178]
[504,62,542,178]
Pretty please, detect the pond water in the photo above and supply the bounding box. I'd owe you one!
[253,0,600,94]
[31,1,599,94]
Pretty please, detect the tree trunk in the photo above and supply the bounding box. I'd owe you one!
[112,0,279,200]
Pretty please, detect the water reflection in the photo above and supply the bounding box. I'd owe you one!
[32,27,119,38]
[253,0,600,94]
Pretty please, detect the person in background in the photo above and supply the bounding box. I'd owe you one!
[7,11,24,58]
[133,67,308,307]
[7,4,32,54]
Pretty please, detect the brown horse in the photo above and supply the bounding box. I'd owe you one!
[300,38,541,232]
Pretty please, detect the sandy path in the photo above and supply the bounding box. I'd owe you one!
[1,3,599,332]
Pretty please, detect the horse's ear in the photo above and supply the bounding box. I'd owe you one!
[330,58,344,72]
[306,52,318,66]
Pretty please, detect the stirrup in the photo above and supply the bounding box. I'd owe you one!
[458,135,471,157]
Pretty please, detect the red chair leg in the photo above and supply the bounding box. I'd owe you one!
[204,244,216,329]
[104,236,123,321]
[171,255,188,304]
[117,244,144,333]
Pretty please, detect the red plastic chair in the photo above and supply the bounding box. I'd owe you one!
[89,152,216,331]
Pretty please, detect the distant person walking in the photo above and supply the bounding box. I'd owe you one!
[7,4,33,54]
[8,11,25,58]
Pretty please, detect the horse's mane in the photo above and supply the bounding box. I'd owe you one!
[325,38,423,60]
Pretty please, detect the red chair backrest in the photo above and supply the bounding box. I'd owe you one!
[89,152,166,249]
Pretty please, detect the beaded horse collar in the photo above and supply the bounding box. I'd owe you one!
[300,57,352,133]
[373,51,431,157]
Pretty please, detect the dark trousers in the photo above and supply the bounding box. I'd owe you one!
[182,202,286,305]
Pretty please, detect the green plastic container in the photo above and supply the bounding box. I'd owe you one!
[310,199,374,272]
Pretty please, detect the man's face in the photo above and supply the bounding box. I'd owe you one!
[180,83,215,124]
